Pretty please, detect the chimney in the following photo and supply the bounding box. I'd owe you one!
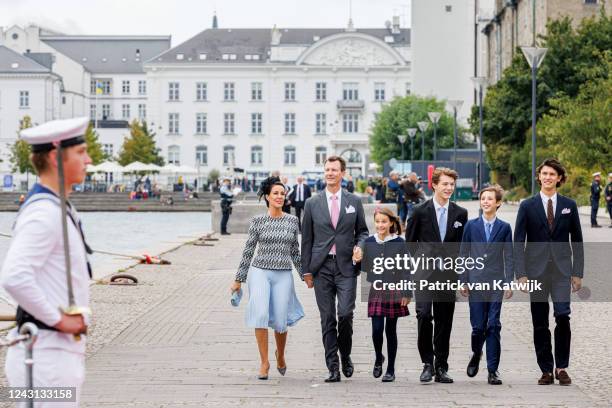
[392,15,400,34]
[212,12,219,29]
[271,25,282,45]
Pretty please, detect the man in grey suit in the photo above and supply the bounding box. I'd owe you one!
[301,156,369,383]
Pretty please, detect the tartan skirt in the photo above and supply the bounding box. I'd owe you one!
[367,286,410,318]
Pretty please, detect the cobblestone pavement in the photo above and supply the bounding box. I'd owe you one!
[1,201,610,407]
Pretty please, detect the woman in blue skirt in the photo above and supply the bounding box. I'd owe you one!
[365,207,411,382]
[230,176,305,380]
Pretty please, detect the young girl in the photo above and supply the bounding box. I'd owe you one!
[365,207,411,382]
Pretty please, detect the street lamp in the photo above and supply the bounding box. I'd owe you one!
[397,134,407,160]
[428,112,441,161]
[407,128,417,161]
[521,46,548,195]
[447,100,463,170]
[417,121,429,161]
[471,76,488,191]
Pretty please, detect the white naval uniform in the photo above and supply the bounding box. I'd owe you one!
[1,194,90,407]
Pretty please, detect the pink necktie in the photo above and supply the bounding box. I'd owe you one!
[331,195,339,254]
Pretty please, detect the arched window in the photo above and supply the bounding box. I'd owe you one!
[341,149,362,164]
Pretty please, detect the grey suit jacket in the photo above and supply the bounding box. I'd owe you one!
[301,189,369,277]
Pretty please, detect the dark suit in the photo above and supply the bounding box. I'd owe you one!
[301,190,369,372]
[289,182,312,229]
[590,180,601,226]
[459,217,514,373]
[405,199,468,371]
[514,193,584,373]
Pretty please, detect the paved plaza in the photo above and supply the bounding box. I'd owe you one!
[0,201,610,407]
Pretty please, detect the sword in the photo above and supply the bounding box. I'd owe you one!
[56,143,90,341]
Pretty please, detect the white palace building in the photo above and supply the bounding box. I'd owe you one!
[0,15,411,184]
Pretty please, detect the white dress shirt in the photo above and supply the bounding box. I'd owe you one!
[539,191,558,217]
[432,197,450,231]
[296,183,304,202]
[1,199,90,354]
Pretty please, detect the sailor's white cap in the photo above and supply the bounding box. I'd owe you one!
[20,117,89,152]
[592,172,601,177]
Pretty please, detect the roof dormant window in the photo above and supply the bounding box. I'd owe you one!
[199,53,207,60]
[176,54,184,60]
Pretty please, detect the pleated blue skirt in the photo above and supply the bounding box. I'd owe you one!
[245,266,305,333]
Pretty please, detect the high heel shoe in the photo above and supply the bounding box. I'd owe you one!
[275,350,287,376]
[258,362,270,380]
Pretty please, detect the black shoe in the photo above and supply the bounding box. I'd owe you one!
[420,363,434,382]
[221,232,231,235]
[435,367,454,383]
[467,352,481,378]
[325,370,341,383]
[382,372,395,382]
[341,356,354,378]
[373,355,385,378]
[592,224,602,228]
[488,371,502,385]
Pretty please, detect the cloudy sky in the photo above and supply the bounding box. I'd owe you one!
[1,0,412,45]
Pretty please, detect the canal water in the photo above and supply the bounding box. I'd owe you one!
[0,212,212,305]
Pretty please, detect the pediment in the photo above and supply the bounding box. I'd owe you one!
[297,33,404,66]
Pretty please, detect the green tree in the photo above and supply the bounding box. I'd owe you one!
[118,120,164,166]
[470,10,612,188]
[369,95,461,166]
[84,122,106,164]
[539,53,612,204]
[10,115,35,175]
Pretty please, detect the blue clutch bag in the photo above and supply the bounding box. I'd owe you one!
[231,288,243,307]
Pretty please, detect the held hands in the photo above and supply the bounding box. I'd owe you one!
[504,289,513,299]
[304,274,314,289]
[400,297,411,307]
[352,246,363,263]
[571,277,582,292]
[460,287,469,297]
[54,313,86,335]
[230,280,241,293]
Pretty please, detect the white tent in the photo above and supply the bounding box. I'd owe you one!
[94,161,124,173]
[123,161,150,172]
[86,164,99,173]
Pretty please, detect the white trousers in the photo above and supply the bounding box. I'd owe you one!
[5,346,85,408]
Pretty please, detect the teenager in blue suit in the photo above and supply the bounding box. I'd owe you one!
[514,158,584,386]
[459,185,514,385]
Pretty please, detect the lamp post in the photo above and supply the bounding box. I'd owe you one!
[407,128,417,161]
[471,77,488,191]
[397,134,407,160]
[521,46,548,195]
[447,100,463,170]
[428,112,441,161]
[417,121,429,161]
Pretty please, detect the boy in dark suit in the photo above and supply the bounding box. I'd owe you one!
[405,167,468,384]
[514,158,584,386]
[459,185,514,385]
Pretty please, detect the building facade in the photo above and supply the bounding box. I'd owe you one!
[1,20,410,183]
[483,0,610,84]
[145,22,411,179]
[0,25,171,181]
